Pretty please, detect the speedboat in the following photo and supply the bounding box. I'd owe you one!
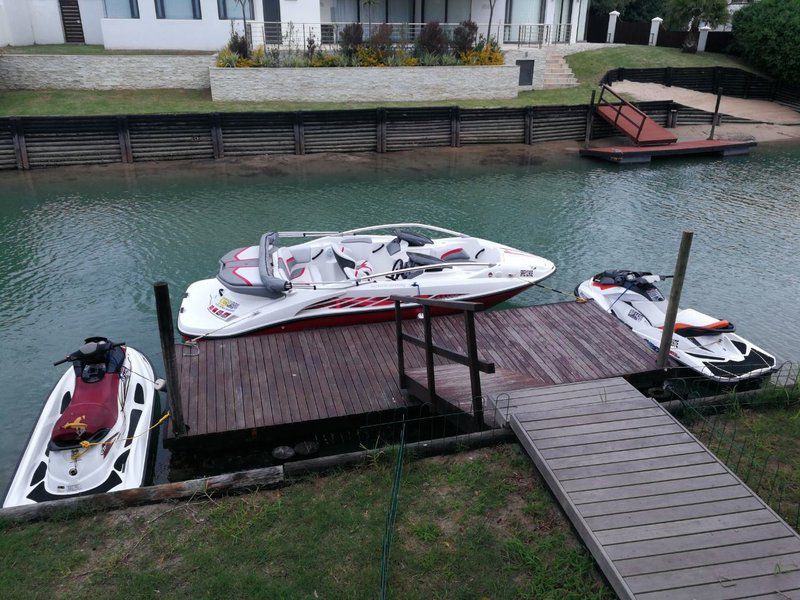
[178,223,556,338]
[3,338,163,508]
[576,270,777,384]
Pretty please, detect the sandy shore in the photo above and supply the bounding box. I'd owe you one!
[1,124,799,184]
[611,81,800,125]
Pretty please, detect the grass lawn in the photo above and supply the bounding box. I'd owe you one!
[0,45,756,116]
[0,445,612,599]
[684,385,800,529]
[1,44,213,55]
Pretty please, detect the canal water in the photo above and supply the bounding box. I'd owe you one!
[1,143,799,487]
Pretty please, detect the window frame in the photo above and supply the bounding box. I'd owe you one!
[103,0,141,19]
[154,0,203,20]
[218,0,255,20]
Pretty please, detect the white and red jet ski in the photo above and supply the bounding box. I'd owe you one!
[3,338,163,508]
[576,270,777,384]
[178,223,556,338]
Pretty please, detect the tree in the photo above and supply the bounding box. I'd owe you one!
[733,0,800,83]
[233,0,250,57]
[362,0,378,38]
[590,0,635,16]
[665,0,728,30]
[486,0,498,39]
[621,0,666,22]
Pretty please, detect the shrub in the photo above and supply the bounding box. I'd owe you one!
[368,23,394,58]
[227,30,249,59]
[462,35,504,65]
[217,47,239,67]
[452,20,478,55]
[415,21,448,56]
[306,35,318,61]
[310,52,343,67]
[733,0,800,83]
[251,46,279,67]
[355,46,384,66]
[339,22,364,56]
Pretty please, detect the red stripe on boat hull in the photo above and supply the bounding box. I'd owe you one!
[237,284,532,337]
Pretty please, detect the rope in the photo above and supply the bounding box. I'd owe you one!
[533,282,587,303]
[379,418,405,599]
[77,411,171,449]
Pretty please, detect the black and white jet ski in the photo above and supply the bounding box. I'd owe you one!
[576,270,777,384]
[178,223,556,338]
[3,338,164,508]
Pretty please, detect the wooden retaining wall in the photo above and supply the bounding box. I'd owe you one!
[602,66,800,112]
[0,100,736,171]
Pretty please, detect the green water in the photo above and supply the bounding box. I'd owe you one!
[1,145,799,486]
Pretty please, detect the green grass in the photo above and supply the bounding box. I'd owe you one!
[1,44,213,55]
[684,381,800,528]
[0,45,757,116]
[0,445,612,599]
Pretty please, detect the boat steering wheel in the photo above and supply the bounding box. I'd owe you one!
[386,259,404,281]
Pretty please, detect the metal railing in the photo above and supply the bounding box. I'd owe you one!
[246,21,574,50]
[392,296,495,430]
[596,83,651,144]
[247,21,507,50]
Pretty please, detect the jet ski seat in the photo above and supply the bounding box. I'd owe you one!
[51,373,120,448]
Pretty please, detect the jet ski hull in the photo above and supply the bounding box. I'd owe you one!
[3,347,160,508]
[576,271,777,384]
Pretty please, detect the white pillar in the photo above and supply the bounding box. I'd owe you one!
[569,0,581,44]
[698,25,711,52]
[606,10,619,43]
[543,0,556,43]
[649,17,662,46]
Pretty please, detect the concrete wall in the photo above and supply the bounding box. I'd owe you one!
[29,0,65,44]
[0,0,35,46]
[101,0,238,50]
[0,54,215,89]
[78,0,105,44]
[210,65,520,101]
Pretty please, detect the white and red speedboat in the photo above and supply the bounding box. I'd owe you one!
[178,224,556,338]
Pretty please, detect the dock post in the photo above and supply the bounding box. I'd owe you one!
[583,89,596,149]
[657,231,693,369]
[708,87,723,140]
[153,281,186,436]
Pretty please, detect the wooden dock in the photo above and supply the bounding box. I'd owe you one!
[496,378,800,600]
[168,300,663,446]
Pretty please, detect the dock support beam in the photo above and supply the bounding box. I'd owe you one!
[153,281,187,436]
[584,90,596,148]
[657,231,693,369]
[709,87,723,140]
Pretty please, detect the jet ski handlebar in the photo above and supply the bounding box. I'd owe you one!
[53,340,125,366]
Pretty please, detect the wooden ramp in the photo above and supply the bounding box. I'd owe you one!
[596,104,679,146]
[495,378,800,600]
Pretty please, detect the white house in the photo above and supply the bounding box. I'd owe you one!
[0,0,591,50]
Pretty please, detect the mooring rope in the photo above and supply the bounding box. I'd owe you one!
[379,417,406,599]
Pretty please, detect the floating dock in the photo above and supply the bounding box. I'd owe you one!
[581,85,756,164]
[491,378,800,599]
[580,139,756,164]
[167,300,663,447]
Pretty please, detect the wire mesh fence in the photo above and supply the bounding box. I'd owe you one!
[672,362,800,531]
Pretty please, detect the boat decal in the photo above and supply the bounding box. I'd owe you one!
[231,267,253,286]
[29,461,47,486]
[124,409,142,448]
[301,293,461,313]
[27,471,123,502]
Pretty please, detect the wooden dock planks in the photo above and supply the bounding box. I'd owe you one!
[170,300,660,441]
[505,378,800,600]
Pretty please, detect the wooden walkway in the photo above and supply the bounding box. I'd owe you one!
[498,378,800,600]
[168,300,662,443]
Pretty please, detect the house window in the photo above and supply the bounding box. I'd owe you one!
[154,0,202,19]
[104,0,140,18]
[218,0,254,20]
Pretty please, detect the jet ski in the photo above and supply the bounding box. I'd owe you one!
[178,223,556,338]
[3,338,164,508]
[576,270,777,384]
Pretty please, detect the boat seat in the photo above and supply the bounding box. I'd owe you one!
[331,244,374,279]
[51,373,120,447]
[438,245,471,262]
